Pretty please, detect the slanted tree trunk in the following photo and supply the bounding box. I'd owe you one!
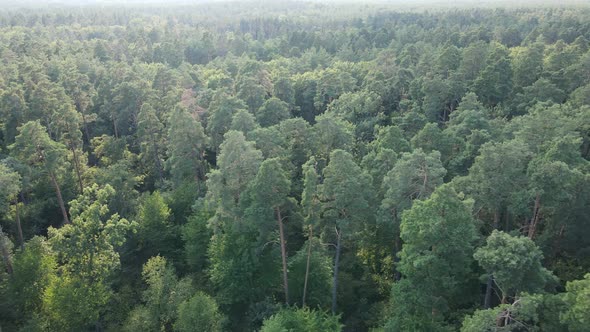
[302,226,313,307]
[15,200,24,251]
[276,207,289,304]
[49,170,70,224]
[331,227,342,315]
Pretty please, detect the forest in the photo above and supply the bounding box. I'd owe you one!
[0,1,589,331]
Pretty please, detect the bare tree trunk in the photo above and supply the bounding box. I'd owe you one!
[15,201,24,251]
[49,170,70,224]
[331,228,342,315]
[276,208,289,304]
[302,226,313,307]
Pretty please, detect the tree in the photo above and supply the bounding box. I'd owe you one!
[326,90,384,142]
[511,42,544,89]
[459,139,543,309]
[124,256,193,331]
[0,84,27,148]
[380,149,447,269]
[561,273,590,331]
[260,308,342,332]
[10,121,70,224]
[44,184,134,331]
[135,191,178,263]
[473,43,513,106]
[314,66,357,113]
[5,237,56,326]
[182,199,213,274]
[256,97,291,127]
[301,156,322,307]
[166,106,208,189]
[236,76,267,112]
[49,99,86,195]
[206,130,263,223]
[312,113,354,165]
[230,109,259,134]
[137,103,165,187]
[320,149,373,314]
[289,239,333,309]
[461,293,567,332]
[474,231,556,304]
[387,185,478,331]
[175,292,224,332]
[206,92,249,153]
[0,163,23,249]
[247,158,293,304]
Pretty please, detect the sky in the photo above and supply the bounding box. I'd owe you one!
[0,0,588,9]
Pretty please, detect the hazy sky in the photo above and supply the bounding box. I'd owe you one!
[0,0,587,9]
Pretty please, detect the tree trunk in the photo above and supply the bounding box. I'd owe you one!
[15,201,24,251]
[484,275,494,309]
[276,208,289,304]
[49,170,70,224]
[528,193,541,239]
[302,226,313,307]
[331,228,342,315]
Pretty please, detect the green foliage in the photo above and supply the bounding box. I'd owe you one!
[166,106,208,188]
[135,191,179,262]
[0,162,20,212]
[124,256,193,331]
[561,273,590,331]
[288,240,333,309]
[257,97,291,127]
[461,293,568,332]
[473,43,513,107]
[175,291,224,332]
[182,199,213,273]
[387,185,478,330]
[1,4,590,332]
[10,120,68,178]
[49,184,135,281]
[474,231,557,300]
[6,237,56,322]
[260,307,342,332]
[43,184,135,330]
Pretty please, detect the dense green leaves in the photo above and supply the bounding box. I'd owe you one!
[1,3,590,332]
